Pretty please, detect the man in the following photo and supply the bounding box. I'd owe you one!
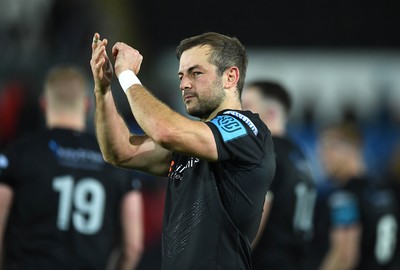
[90,32,276,269]
[241,80,317,270]
[0,65,143,270]
[313,121,399,270]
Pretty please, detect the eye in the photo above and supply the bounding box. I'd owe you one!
[192,71,202,77]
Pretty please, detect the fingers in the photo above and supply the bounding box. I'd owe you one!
[112,42,137,59]
[91,33,100,53]
[112,42,143,75]
[92,33,100,44]
[91,33,108,59]
[91,44,106,72]
[112,42,124,59]
[104,54,113,76]
[93,36,143,78]
[90,33,110,73]
[89,33,113,93]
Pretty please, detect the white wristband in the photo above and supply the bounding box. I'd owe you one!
[118,70,142,93]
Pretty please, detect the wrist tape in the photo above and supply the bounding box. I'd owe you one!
[118,70,142,93]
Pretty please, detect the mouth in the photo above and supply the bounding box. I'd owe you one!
[183,94,195,102]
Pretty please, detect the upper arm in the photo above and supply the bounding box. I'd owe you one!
[252,191,273,249]
[114,134,173,176]
[120,191,144,251]
[322,191,362,269]
[103,118,214,175]
[329,224,361,267]
[156,119,218,162]
[155,112,261,163]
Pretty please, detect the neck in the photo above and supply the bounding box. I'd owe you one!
[334,158,365,182]
[202,96,242,122]
[46,113,86,132]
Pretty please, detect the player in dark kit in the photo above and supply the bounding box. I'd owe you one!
[242,81,317,270]
[0,66,144,270]
[90,32,276,270]
[163,109,274,269]
[312,121,399,270]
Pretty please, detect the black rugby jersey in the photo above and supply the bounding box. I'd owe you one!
[162,110,276,270]
[0,128,138,270]
[252,136,317,270]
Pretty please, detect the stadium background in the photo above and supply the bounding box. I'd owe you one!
[0,0,399,268]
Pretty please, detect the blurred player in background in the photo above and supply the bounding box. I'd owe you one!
[242,80,317,270]
[311,121,399,270]
[0,65,144,270]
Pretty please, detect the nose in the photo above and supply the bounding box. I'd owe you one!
[180,76,191,91]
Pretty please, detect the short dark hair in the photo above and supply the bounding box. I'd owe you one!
[245,81,292,113]
[320,121,363,147]
[176,32,248,95]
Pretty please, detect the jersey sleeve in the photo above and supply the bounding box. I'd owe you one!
[206,111,266,164]
[114,169,143,195]
[328,191,360,227]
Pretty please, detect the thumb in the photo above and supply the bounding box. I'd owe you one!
[112,43,121,60]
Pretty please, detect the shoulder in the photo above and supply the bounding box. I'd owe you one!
[361,179,398,209]
[206,110,273,163]
[274,136,314,177]
[208,110,269,139]
[273,136,307,157]
[46,129,100,150]
[2,129,48,155]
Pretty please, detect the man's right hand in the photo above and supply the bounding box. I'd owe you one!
[112,42,143,78]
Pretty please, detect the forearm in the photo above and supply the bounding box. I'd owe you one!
[320,227,360,270]
[125,85,186,148]
[94,91,133,166]
[117,192,144,270]
[112,43,181,146]
[320,249,348,270]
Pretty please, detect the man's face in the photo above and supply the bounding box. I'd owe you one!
[178,45,225,119]
[318,132,356,177]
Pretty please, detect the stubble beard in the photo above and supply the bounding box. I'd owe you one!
[186,79,225,119]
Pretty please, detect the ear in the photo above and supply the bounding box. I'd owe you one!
[223,66,239,89]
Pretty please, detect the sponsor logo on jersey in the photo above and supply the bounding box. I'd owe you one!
[168,157,200,181]
[211,115,247,142]
[223,110,258,135]
[48,140,103,169]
